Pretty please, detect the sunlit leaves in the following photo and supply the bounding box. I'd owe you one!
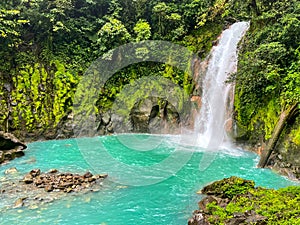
[97,17,131,52]
[133,19,151,42]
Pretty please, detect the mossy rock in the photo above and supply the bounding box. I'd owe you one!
[201,176,255,199]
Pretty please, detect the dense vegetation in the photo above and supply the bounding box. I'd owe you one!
[0,0,228,135]
[233,0,300,143]
[0,0,299,153]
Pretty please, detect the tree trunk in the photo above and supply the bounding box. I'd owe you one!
[258,103,299,168]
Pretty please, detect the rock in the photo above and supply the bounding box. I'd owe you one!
[4,151,14,160]
[198,196,219,212]
[87,177,96,182]
[30,169,41,177]
[99,174,108,179]
[48,169,58,173]
[83,172,93,178]
[28,205,39,210]
[101,113,111,126]
[21,169,107,196]
[44,185,54,192]
[14,198,26,208]
[107,125,114,133]
[23,174,33,184]
[245,213,267,224]
[5,167,18,174]
[65,187,73,193]
[189,177,271,225]
[0,151,4,163]
[0,131,27,150]
[200,176,255,199]
[14,149,25,158]
[0,132,27,164]
[227,212,247,225]
[188,211,209,225]
[34,178,43,186]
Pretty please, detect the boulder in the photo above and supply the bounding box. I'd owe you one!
[0,131,27,164]
[23,174,33,184]
[4,167,18,175]
[0,131,26,150]
[14,198,26,208]
[48,169,58,174]
[30,169,41,177]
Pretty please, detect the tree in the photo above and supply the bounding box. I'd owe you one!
[96,17,131,52]
[133,19,151,42]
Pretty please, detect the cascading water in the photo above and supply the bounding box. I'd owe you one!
[195,22,250,150]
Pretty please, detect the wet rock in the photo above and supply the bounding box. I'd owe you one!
[23,174,33,184]
[14,198,26,208]
[48,169,58,174]
[83,171,93,178]
[14,149,25,158]
[0,169,108,210]
[5,167,18,175]
[30,169,41,177]
[98,174,108,179]
[107,125,114,133]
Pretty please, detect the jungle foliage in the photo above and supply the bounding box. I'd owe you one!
[232,0,300,144]
[0,0,232,134]
[0,0,299,142]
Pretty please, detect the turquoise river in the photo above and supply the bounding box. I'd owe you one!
[0,134,298,225]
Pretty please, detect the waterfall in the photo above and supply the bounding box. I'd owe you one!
[195,22,250,150]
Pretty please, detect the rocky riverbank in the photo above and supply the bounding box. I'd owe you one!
[188,177,300,225]
[0,169,107,209]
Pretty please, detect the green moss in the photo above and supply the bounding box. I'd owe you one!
[181,21,223,57]
[201,176,255,199]
[250,99,280,140]
[200,177,300,225]
[291,125,300,146]
[4,61,79,133]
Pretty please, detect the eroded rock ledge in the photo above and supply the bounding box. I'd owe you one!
[0,131,27,164]
[188,176,300,225]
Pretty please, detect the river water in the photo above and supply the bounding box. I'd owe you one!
[0,134,297,225]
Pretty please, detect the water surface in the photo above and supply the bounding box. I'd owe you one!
[0,134,297,225]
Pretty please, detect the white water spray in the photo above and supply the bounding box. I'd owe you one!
[195,22,250,150]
